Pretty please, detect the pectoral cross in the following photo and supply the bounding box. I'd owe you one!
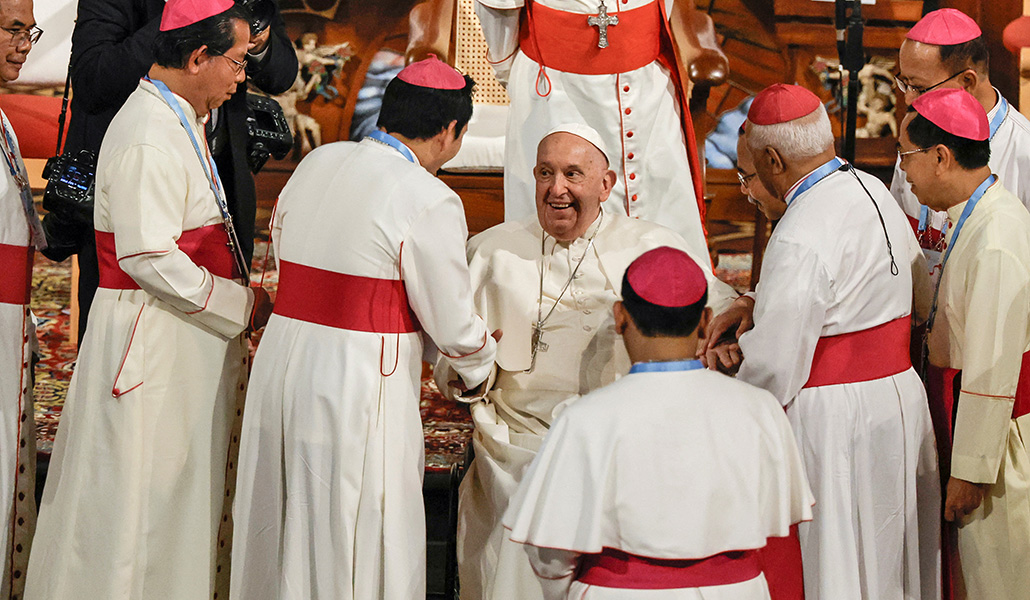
[587,0,618,49]
[527,321,549,373]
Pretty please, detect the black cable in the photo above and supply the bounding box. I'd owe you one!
[840,163,899,276]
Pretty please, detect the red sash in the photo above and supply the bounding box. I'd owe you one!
[803,316,912,388]
[0,243,33,305]
[519,0,707,232]
[273,260,420,334]
[576,547,761,590]
[96,224,237,289]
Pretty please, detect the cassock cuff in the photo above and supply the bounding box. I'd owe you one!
[191,276,253,339]
[950,391,1014,485]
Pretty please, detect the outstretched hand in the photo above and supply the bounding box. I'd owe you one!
[703,296,755,354]
[447,329,503,395]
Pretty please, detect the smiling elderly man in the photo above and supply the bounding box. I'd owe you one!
[436,123,735,600]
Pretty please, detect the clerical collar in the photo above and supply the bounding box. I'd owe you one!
[629,359,705,374]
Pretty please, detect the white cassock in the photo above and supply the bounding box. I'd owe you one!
[502,364,814,599]
[737,159,941,600]
[0,109,39,600]
[924,180,1030,600]
[230,137,497,600]
[439,208,736,599]
[891,89,1030,254]
[25,80,254,600]
[475,0,710,263]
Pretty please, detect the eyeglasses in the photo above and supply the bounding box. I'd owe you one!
[897,146,931,160]
[894,69,967,96]
[737,170,758,188]
[218,54,247,75]
[1,26,42,47]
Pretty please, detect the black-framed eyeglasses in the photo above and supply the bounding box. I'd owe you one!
[1,25,42,47]
[737,170,758,188]
[894,69,967,96]
[218,54,247,75]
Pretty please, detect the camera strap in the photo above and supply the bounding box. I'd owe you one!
[0,112,47,250]
[146,76,250,279]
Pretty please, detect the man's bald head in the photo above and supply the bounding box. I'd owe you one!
[0,0,36,83]
[533,131,617,242]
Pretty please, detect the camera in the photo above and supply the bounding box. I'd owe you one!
[245,93,293,173]
[42,149,96,225]
[237,0,276,36]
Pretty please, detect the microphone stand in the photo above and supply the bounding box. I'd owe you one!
[836,0,865,163]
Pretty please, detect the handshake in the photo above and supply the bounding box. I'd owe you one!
[697,294,755,375]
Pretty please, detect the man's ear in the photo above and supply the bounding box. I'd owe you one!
[697,306,712,342]
[933,143,952,174]
[958,68,978,93]
[613,301,629,335]
[599,169,617,202]
[185,45,211,75]
[764,146,786,175]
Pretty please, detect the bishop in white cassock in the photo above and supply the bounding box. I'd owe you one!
[474,0,710,263]
[25,3,270,599]
[437,124,736,600]
[706,84,941,600]
[900,88,1030,600]
[504,246,814,599]
[230,57,497,600]
[891,9,1030,257]
[0,0,43,595]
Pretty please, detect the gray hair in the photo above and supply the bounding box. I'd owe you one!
[746,103,834,161]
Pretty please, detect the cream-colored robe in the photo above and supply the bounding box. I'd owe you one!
[0,109,38,600]
[439,208,735,599]
[25,80,254,600]
[926,180,1030,600]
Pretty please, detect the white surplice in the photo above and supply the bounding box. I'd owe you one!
[442,209,736,600]
[891,88,1030,242]
[0,109,37,600]
[502,367,814,600]
[25,81,254,600]
[925,181,1030,600]
[737,163,941,600]
[230,138,497,600]
[475,0,709,263]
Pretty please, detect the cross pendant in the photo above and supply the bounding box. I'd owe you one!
[527,323,549,373]
[587,0,619,49]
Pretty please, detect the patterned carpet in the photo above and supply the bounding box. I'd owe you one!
[30,242,750,470]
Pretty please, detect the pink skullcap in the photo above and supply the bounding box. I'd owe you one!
[747,84,821,126]
[160,0,234,31]
[626,247,707,307]
[912,88,989,141]
[907,9,981,45]
[397,54,466,90]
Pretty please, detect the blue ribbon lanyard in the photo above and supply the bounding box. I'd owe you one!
[366,130,417,164]
[146,77,249,278]
[0,114,46,249]
[927,174,997,329]
[918,96,1007,236]
[785,157,846,206]
[629,359,705,374]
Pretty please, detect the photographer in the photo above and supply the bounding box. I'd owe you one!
[43,0,297,342]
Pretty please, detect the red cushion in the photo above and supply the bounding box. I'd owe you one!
[0,95,65,159]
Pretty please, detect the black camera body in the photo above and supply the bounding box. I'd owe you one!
[42,149,96,224]
[237,0,276,36]
[245,93,293,173]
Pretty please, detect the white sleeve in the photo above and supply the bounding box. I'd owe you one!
[403,195,497,388]
[523,545,577,600]
[474,1,521,86]
[737,237,833,405]
[108,144,253,339]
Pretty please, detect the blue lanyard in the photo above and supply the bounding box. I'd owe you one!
[927,174,997,329]
[629,359,705,374]
[785,157,846,206]
[0,114,46,249]
[146,77,248,277]
[919,96,1008,235]
[366,130,417,164]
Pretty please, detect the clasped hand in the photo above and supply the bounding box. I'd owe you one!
[698,295,755,375]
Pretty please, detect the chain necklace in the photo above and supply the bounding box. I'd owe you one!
[526,209,604,373]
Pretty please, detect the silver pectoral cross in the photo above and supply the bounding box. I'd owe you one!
[587,0,618,49]
[527,322,550,373]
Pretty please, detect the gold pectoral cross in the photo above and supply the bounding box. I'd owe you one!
[587,0,618,49]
